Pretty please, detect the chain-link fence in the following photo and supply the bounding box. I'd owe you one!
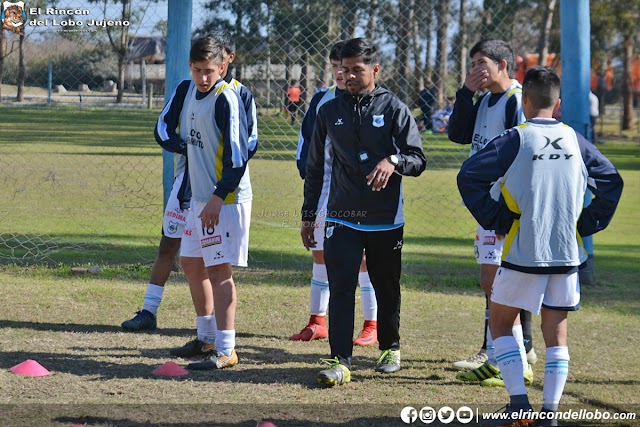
[0,1,630,274]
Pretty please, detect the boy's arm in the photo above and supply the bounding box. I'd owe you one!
[448,86,481,144]
[391,103,427,177]
[505,93,526,128]
[576,134,624,237]
[155,79,191,154]
[238,85,259,160]
[302,105,329,224]
[457,129,520,234]
[213,90,250,201]
[296,91,325,179]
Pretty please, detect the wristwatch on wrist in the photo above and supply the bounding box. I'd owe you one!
[388,154,399,167]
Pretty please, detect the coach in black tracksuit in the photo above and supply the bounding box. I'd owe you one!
[302,38,426,384]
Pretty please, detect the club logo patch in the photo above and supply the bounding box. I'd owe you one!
[372,114,384,128]
[326,226,334,239]
[167,221,178,235]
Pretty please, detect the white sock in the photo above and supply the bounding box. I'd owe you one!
[543,346,570,411]
[141,283,164,316]
[196,315,216,345]
[512,324,529,371]
[494,335,527,396]
[358,271,377,320]
[215,329,236,356]
[487,327,496,366]
[310,262,329,315]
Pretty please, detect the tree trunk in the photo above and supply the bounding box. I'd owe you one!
[396,0,411,105]
[324,8,338,87]
[16,34,25,102]
[412,0,424,93]
[116,0,131,103]
[536,0,556,65]
[435,0,450,106]
[0,29,5,100]
[301,51,314,110]
[341,0,357,39]
[621,32,634,130]
[424,0,433,78]
[367,0,379,39]
[459,0,467,86]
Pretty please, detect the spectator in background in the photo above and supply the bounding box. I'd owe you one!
[287,79,303,124]
[418,79,436,133]
[589,90,599,144]
[431,96,455,133]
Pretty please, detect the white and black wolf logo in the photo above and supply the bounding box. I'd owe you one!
[2,1,26,35]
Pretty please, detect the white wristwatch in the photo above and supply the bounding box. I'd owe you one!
[388,154,399,166]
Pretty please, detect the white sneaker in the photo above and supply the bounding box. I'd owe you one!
[527,348,538,365]
[452,351,488,371]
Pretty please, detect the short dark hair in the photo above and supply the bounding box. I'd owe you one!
[190,37,225,63]
[470,39,516,78]
[522,66,561,109]
[340,38,379,65]
[208,29,236,55]
[329,41,346,62]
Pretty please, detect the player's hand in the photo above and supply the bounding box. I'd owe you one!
[366,158,396,192]
[464,67,489,93]
[301,221,317,250]
[199,195,224,228]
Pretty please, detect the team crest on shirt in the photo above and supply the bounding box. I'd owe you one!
[326,226,334,239]
[372,115,385,127]
[167,221,178,235]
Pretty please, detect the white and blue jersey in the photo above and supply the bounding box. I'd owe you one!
[457,118,623,274]
[296,85,342,218]
[155,77,257,206]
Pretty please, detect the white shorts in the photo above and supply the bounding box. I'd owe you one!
[162,172,187,238]
[311,185,330,252]
[491,267,581,315]
[474,224,504,265]
[180,200,251,267]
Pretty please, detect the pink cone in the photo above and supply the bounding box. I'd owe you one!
[9,359,51,376]
[152,361,188,377]
[257,421,278,427]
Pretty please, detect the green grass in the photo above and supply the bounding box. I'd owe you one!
[0,105,638,425]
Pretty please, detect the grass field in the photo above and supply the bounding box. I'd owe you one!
[0,105,638,426]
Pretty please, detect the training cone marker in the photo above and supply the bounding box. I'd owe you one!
[9,359,51,377]
[152,361,188,377]
[256,421,278,427]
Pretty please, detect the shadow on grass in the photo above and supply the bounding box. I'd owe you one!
[0,319,194,337]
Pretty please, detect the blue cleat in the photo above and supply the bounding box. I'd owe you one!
[121,310,157,332]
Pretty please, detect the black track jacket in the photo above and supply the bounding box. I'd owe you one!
[302,85,426,228]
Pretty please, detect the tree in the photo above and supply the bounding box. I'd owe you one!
[536,0,557,66]
[434,0,450,105]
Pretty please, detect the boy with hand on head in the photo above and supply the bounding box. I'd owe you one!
[449,39,537,385]
[458,67,623,426]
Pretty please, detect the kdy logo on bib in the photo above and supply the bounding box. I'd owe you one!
[372,114,384,128]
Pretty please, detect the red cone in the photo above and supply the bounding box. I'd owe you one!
[9,359,51,376]
[152,361,188,377]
